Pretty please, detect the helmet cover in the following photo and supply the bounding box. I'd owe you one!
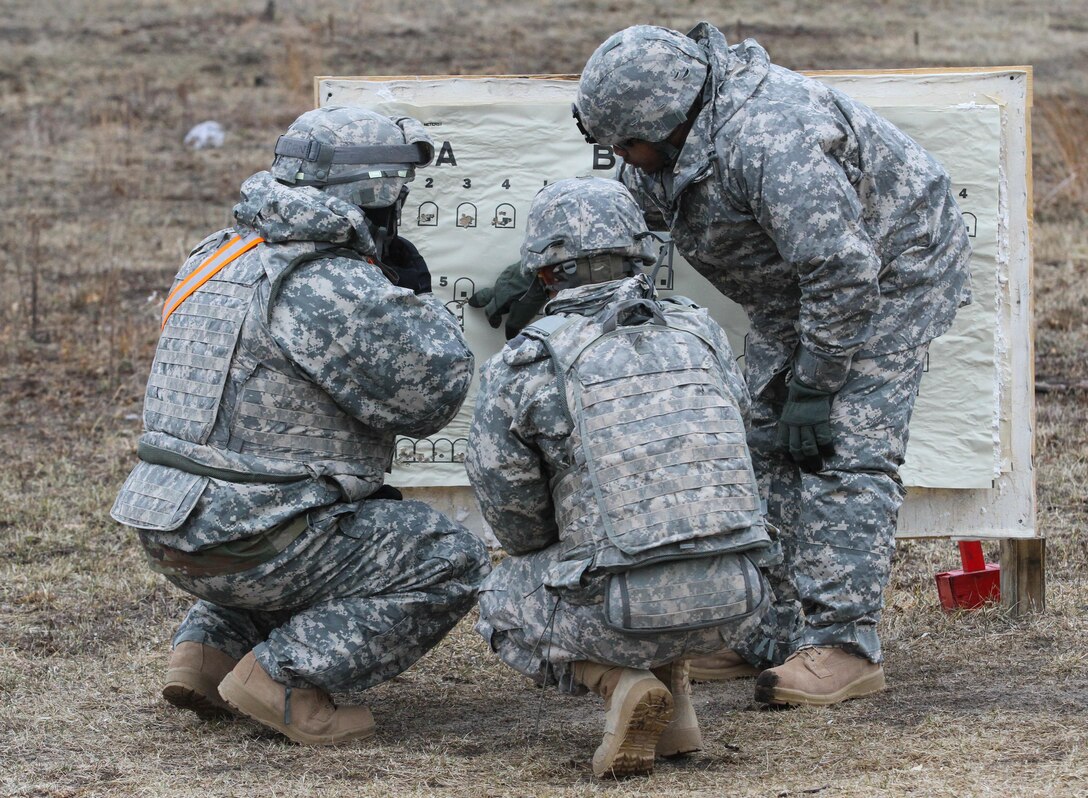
[270,106,434,208]
[520,177,658,284]
[575,25,708,146]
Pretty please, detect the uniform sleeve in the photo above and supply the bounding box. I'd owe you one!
[730,119,881,392]
[701,315,752,424]
[465,354,560,556]
[269,257,474,437]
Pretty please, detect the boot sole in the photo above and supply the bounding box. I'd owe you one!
[218,673,375,746]
[593,685,673,778]
[754,670,886,707]
[163,670,236,720]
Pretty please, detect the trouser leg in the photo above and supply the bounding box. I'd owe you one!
[791,346,928,661]
[173,600,288,662]
[748,345,928,663]
[257,500,490,691]
[476,547,734,692]
[735,385,805,668]
[169,499,491,693]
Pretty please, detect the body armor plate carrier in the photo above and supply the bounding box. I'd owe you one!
[525,295,768,577]
[112,229,393,533]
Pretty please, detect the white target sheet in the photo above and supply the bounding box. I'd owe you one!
[319,77,1007,491]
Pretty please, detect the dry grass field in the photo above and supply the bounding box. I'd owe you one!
[2,1,1087,796]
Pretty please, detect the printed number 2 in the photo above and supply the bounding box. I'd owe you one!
[425,177,433,188]
[959,188,968,199]
[463,178,472,189]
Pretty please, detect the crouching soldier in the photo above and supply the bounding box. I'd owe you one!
[466,177,775,778]
[110,106,491,744]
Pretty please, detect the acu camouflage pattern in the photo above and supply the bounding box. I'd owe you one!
[112,157,489,692]
[575,26,709,147]
[270,106,434,209]
[614,22,972,395]
[533,279,771,577]
[468,276,772,687]
[737,345,930,665]
[519,178,658,278]
[591,22,972,663]
[168,498,488,692]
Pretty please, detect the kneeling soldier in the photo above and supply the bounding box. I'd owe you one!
[466,177,775,778]
[111,106,490,744]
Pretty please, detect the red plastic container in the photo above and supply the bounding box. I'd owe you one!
[934,541,1000,611]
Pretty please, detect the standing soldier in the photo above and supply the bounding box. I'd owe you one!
[111,106,490,744]
[467,177,775,778]
[573,23,972,706]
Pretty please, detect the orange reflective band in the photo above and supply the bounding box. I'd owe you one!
[161,234,264,330]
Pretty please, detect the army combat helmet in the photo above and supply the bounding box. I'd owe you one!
[270,106,433,207]
[520,177,661,293]
[270,105,434,258]
[573,25,709,150]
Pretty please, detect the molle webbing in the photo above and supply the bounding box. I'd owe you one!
[143,236,392,490]
[228,369,393,466]
[545,310,762,572]
[146,270,258,445]
[161,233,263,330]
[137,440,303,484]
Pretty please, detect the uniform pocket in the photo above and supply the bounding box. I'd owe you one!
[110,462,208,531]
[603,552,768,636]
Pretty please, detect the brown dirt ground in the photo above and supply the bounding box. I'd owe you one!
[2,1,1087,796]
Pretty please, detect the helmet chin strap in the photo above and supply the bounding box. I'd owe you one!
[652,140,683,168]
[651,77,708,169]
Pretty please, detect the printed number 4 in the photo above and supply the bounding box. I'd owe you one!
[959,188,968,199]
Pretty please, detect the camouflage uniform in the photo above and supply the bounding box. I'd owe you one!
[586,23,973,664]
[111,166,490,692]
[468,275,773,691]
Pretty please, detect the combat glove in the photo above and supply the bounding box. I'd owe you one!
[468,261,547,339]
[776,378,836,473]
[384,236,432,294]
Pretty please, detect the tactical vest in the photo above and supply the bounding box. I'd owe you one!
[525,295,768,577]
[113,228,394,533]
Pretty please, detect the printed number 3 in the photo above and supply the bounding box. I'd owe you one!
[463,178,472,189]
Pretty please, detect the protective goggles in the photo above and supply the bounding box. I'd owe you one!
[274,136,429,185]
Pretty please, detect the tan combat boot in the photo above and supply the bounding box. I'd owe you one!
[687,649,760,682]
[162,641,239,719]
[651,660,702,758]
[218,652,376,745]
[572,661,673,779]
[754,646,886,707]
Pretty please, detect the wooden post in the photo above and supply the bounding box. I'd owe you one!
[1000,538,1045,615]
